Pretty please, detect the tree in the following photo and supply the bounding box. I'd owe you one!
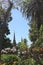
[35,24,43,47]
[29,20,39,48]
[0,0,13,61]
[18,42,26,51]
[29,21,43,48]
[18,38,28,59]
[20,0,43,46]
[21,0,43,29]
[2,37,12,49]
[18,38,28,51]
[20,0,43,63]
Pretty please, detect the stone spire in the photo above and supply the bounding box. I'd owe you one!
[13,33,16,47]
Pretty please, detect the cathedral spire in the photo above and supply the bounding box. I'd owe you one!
[13,33,16,47]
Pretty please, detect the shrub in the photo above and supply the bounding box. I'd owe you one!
[1,54,21,65]
[21,58,37,65]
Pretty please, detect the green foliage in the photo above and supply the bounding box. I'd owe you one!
[0,0,13,50]
[34,24,43,47]
[21,0,43,48]
[1,54,21,65]
[29,21,38,42]
[18,38,28,51]
[18,42,27,51]
[28,15,43,48]
[21,0,43,29]
[1,54,43,65]
[21,58,36,65]
[2,38,12,49]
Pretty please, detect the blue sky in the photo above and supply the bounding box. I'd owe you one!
[7,9,32,45]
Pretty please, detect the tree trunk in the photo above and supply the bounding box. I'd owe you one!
[0,39,2,61]
[0,34,3,62]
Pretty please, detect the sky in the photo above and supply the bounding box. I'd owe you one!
[7,9,32,46]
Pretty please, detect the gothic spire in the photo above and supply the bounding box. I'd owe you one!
[13,33,16,47]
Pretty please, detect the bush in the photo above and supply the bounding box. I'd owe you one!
[1,54,21,65]
[21,58,37,65]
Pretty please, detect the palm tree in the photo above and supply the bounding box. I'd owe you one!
[22,0,43,29]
